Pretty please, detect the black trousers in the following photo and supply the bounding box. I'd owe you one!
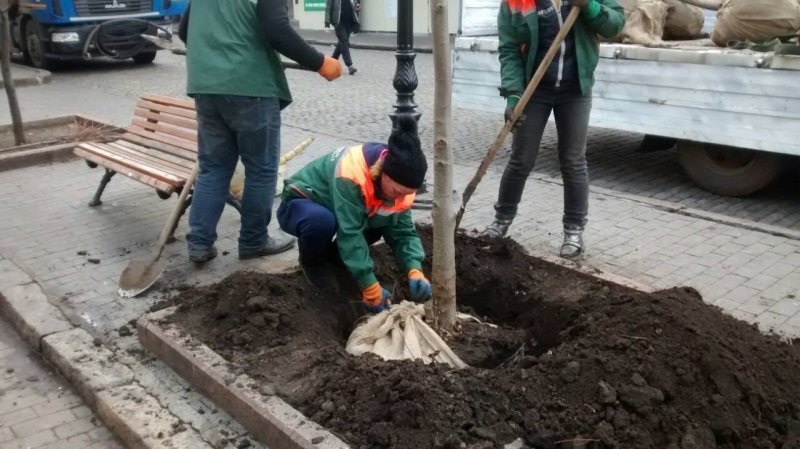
[332,24,353,67]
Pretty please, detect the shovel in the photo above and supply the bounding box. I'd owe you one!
[140,34,310,71]
[454,6,581,228]
[118,163,200,298]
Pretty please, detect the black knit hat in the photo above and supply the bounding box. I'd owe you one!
[383,116,427,189]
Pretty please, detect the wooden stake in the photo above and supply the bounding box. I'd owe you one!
[430,0,457,331]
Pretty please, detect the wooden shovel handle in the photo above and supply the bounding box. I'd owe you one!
[151,163,200,263]
[455,6,581,229]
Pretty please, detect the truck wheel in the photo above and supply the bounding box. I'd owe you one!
[676,141,785,197]
[23,22,53,70]
[132,51,157,64]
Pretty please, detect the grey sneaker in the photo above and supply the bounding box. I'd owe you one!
[560,226,584,260]
[239,235,295,260]
[484,218,513,239]
[348,66,357,75]
[189,246,218,264]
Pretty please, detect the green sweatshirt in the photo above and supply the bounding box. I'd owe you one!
[498,0,625,104]
[281,144,425,289]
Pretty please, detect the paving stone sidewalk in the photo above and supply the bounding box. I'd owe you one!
[0,313,122,449]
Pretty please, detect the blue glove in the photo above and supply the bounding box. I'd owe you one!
[408,269,432,301]
[363,283,392,313]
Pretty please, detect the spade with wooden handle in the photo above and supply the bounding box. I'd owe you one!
[455,6,581,229]
[140,34,310,71]
[118,162,199,298]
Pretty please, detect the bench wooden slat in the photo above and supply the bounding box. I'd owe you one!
[121,132,197,159]
[78,142,185,186]
[126,126,196,152]
[75,147,177,193]
[112,140,195,171]
[105,141,194,178]
[139,92,195,110]
[134,108,198,131]
[131,118,197,143]
[137,99,197,120]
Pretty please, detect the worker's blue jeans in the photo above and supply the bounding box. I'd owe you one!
[187,95,281,254]
[277,198,381,257]
[494,86,591,228]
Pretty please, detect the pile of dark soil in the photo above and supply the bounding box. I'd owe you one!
[169,227,800,449]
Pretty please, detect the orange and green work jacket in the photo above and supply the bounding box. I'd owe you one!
[280,143,425,288]
[498,0,625,104]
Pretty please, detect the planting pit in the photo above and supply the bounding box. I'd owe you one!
[0,115,120,171]
[153,226,800,449]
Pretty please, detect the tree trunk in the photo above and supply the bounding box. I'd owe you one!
[429,0,456,331]
[0,0,25,145]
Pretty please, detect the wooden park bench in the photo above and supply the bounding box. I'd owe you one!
[74,93,241,237]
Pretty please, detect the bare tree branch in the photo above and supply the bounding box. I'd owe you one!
[0,0,26,145]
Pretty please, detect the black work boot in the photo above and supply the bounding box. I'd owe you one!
[560,225,585,260]
[299,251,340,292]
[484,217,513,239]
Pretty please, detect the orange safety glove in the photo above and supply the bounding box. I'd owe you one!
[362,282,391,313]
[408,269,432,301]
[318,56,343,81]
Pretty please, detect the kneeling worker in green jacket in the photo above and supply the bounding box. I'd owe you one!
[277,118,430,313]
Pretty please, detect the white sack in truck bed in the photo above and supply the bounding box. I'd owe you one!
[712,0,800,47]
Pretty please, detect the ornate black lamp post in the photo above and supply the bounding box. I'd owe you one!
[390,0,419,127]
[391,0,428,194]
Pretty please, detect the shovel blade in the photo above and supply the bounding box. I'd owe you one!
[118,259,167,298]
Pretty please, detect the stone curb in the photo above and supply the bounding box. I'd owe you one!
[305,39,433,54]
[0,64,52,89]
[42,328,136,408]
[0,281,73,352]
[0,257,217,449]
[137,308,350,449]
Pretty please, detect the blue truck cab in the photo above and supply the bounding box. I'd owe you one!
[9,0,187,69]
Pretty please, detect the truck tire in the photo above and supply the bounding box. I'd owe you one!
[676,141,785,197]
[23,21,53,70]
[132,51,157,64]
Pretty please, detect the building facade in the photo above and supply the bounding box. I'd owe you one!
[290,0,463,34]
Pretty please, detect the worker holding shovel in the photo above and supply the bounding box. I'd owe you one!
[277,117,431,313]
[179,0,342,264]
[484,0,624,259]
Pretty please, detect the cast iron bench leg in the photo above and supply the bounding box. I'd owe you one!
[89,169,116,207]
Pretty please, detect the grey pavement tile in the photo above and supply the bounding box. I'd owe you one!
[742,273,780,291]
[729,309,758,323]
[754,311,789,334]
[738,296,778,316]
[10,409,76,438]
[722,285,761,305]
[768,297,800,318]
[645,263,682,279]
[763,262,796,279]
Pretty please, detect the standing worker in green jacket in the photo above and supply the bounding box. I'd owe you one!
[178,0,342,264]
[277,118,431,313]
[484,0,624,259]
